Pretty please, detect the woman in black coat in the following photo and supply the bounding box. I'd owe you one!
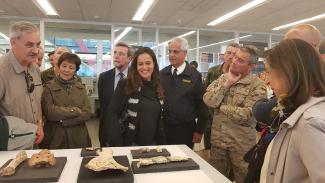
[102,47,165,147]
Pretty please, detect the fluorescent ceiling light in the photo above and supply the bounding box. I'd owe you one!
[132,0,155,21]
[114,27,133,44]
[178,31,196,38]
[207,0,268,26]
[114,29,120,32]
[33,0,58,16]
[0,32,9,40]
[151,31,196,49]
[188,35,252,51]
[272,13,325,30]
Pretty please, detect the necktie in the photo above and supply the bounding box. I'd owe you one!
[118,72,124,81]
[172,68,177,79]
[172,68,177,86]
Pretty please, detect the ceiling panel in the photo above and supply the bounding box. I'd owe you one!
[0,0,324,35]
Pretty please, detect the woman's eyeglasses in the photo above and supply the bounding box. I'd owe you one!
[24,72,35,93]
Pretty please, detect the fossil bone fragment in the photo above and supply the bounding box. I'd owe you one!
[28,149,56,168]
[0,151,28,177]
[85,150,128,172]
[136,156,189,168]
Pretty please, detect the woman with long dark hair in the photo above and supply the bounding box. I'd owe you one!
[102,47,165,146]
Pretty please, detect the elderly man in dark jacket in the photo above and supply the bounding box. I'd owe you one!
[160,37,208,149]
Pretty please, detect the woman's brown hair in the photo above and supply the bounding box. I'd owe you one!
[58,52,81,71]
[264,39,325,110]
[125,47,164,99]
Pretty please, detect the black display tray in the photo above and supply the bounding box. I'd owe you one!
[131,148,171,159]
[0,157,67,183]
[131,158,199,174]
[77,155,134,183]
[80,148,102,157]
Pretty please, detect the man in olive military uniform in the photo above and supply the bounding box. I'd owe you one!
[204,43,239,150]
[203,45,266,183]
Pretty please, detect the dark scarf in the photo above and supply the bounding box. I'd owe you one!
[122,81,163,146]
[55,75,76,94]
[244,101,294,183]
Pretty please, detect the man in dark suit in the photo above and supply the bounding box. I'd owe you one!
[160,37,208,148]
[97,42,133,147]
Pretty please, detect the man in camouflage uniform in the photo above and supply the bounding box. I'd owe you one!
[204,43,239,150]
[203,45,266,183]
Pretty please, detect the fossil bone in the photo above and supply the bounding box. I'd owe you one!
[85,150,128,172]
[28,149,56,168]
[136,156,189,168]
[137,147,150,153]
[0,151,28,177]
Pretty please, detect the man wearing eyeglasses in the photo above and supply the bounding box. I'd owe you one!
[203,45,266,182]
[98,42,134,147]
[0,21,44,150]
[204,42,240,151]
[160,37,208,149]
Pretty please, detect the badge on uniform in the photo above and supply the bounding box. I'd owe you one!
[182,79,192,84]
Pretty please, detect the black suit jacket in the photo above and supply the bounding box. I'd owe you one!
[97,68,115,146]
[160,63,208,134]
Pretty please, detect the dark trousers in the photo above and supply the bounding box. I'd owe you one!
[164,122,195,149]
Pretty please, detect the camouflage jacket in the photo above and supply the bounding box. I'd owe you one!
[205,64,224,87]
[203,73,267,122]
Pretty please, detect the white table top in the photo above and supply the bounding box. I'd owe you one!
[0,145,231,183]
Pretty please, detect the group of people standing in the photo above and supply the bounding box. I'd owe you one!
[1,20,325,183]
[98,38,209,148]
[203,24,325,183]
[0,21,209,152]
[0,21,91,150]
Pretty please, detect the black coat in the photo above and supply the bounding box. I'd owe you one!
[160,63,208,134]
[97,68,115,146]
[102,80,166,147]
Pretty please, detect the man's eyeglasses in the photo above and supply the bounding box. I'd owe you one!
[24,72,35,93]
[232,55,249,65]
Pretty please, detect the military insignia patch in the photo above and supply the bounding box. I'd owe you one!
[182,79,192,83]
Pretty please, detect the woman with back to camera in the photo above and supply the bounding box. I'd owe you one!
[260,39,325,183]
[42,52,91,149]
[102,47,165,146]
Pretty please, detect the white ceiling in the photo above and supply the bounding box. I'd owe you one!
[0,0,325,35]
